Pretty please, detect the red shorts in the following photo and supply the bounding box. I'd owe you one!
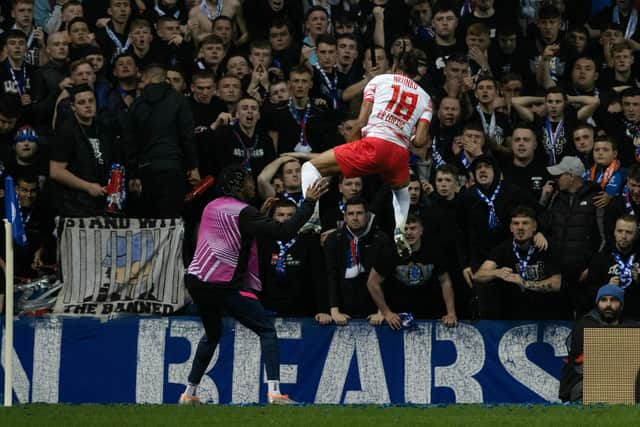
[333,137,410,187]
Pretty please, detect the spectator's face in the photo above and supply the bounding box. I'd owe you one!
[249,47,272,68]
[474,162,494,186]
[466,33,490,51]
[556,173,573,191]
[601,29,624,47]
[571,58,597,90]
[334,21,355,36]
[510,215,536,242]
[269,82,289,103]
[404,221,423,245]
[161,0,178,6]
[166,70,186,92]
[627,178,640,202]
[191,77,215,103]
[463,129,485,153]
[597,296,622,322]
[114,56,137,80]
[537,17,561,44]
[408,181,421,205]
[411,3,432,26]
[432,11,457,38]
[437,98,461,126]
[444,60,469,83]
[339,177,362,200]
[15,139,37,162]
[86,54,105,72]
[363,48,388,72]
[157,20,180,41]
[622,96,640,122]
[217,77,241,103]
[344,204,367,231]
[268,0,284,12]
[269,25,291,51]
[6,37,27,62]
[511,129,536,161]
[616,0,631,9]
[567,31,587,53]
[0,114,18,135]
[68,22,90,45]
[200,43,225,65]
[498,33,517,54]
[613,49,634,73]
[236,99,260,129]
[337,38,358,67]
[435,171,457,198]
[475,80,497,104]
[71,64,95,84]
[545,93,565,120]
[573,128,594,154]
[501,79,522,100]
[46,32,69,61]
[316,42,337,70]
[288,72,313,99]
[109,0,132,25]
[11,1,33,29]
[131,26,153,50]
[62,5,83,23]
[614,218,637,251]
[593,141,616,167]
[273,206,296,223]
[281,160,301,191]
[213,20,233,45]
[390,38,413,57]
[226,56,250,79]
[16,180,38,208]
[72,91,97,121]
[306,11,328,37]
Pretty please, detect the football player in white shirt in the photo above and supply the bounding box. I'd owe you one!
[301,51,433,257]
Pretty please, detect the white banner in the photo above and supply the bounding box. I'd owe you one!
[53,217,186,316]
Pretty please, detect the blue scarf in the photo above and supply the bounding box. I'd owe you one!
[475,180,502,229]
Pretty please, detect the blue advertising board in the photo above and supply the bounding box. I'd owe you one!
[0,317,573,404]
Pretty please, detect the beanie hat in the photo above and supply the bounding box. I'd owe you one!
[595,284,625,308]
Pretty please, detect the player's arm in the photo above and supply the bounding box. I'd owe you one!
[348,99,373,141]
[412,119,430,148]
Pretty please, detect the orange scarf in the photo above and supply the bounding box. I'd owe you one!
[590,160,620,189]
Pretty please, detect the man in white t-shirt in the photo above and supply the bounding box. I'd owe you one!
[301,51,433,257]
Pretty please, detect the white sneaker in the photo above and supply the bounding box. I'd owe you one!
[394,229,412,258]
[267,393,297,405]
[178,393,201,405]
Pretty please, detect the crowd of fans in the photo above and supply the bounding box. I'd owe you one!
[0,0,638,325]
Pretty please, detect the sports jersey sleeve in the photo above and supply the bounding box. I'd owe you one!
[363,79,376,102]
[418,98,433,124]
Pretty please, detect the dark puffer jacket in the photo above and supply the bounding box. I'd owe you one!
[546,182,603,279]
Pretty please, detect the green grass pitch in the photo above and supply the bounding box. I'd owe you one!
[1,404,639,427]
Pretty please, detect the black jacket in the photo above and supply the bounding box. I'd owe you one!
[123,82,197,177]
[545,182,603,279]
[456,181,541,271]
[323,214,393,317]
[31,60,67,134]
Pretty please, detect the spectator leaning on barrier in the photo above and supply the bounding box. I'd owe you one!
[560,284,628,403]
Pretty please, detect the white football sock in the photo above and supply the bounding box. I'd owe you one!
[301,161,322,217]
[267,380,281,395]
[184,383,198,397]
[392,186,410,233]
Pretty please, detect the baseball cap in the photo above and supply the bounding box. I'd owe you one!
[596,284,624,308]
[546,156,585,177]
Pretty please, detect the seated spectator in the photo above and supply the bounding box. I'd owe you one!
[6,125,48,186]
[561,284,629,402]
[324,197,393,325]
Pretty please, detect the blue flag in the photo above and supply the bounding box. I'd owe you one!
[5,175,27,247]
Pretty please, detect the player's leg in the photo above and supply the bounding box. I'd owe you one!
[300,149,341,232]
[181,278,224,404]
[225,289,296,404]
[391,183,412,258]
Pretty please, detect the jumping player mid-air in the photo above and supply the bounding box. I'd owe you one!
[301,51,432,257]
